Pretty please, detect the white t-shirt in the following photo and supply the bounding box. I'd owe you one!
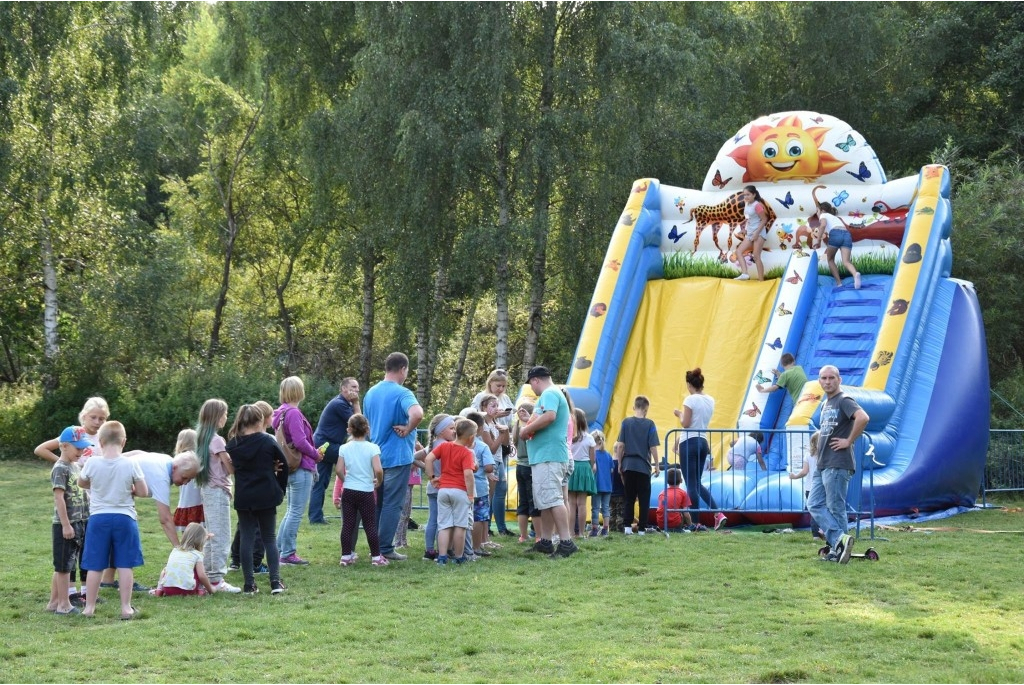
[161,547,203,590]
[683,393,715,439]
[81,455,146,518]
[339,440,380,492]
[570,432,596,462]
[126,451,174,507]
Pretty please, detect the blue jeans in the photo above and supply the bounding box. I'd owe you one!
[308,458,336,523]
[807,467,853,548]
[491,475,509,532]
[591,492,611,527]
[376,463,411,556]
[425,492,438,552]
[679,437,717,510]
[277,468,314,557]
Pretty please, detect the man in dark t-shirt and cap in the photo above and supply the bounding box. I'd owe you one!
[807,365,869,564]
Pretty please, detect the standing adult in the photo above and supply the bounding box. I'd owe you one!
[273,376,322,566]
[309,377,361,524]
[518,366,577,559]
[363,352,424,562]
[673,368,725,529]
[472,370,516,536]
[808,365,869,564]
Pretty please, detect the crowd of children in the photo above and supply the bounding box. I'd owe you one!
[39,364,836,617]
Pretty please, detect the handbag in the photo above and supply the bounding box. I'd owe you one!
[275,407,303,473]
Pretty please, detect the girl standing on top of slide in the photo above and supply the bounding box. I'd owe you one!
[814,201,861,289]
[734,185,769,281]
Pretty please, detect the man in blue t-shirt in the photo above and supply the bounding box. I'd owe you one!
[363,352,424,561]
[519,366,577,559]
[309,377,360,524]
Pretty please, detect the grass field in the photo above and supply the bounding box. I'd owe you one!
[3,460,1023,683]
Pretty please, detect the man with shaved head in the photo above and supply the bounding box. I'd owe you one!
[809,365,869,564]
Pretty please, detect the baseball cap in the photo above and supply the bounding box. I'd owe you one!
[526,366,552,381]
[59,426,92,449]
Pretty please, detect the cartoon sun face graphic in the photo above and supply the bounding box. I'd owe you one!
[728,115,847,183]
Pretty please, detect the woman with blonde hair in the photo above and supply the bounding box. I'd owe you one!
[273,376,322,566]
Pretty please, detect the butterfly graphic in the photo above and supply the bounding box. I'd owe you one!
[849,209,864,218]
[765,337,782,350]
[667,225,687,244]
[775,191,794,209]
[674,196,686,213]
[794,247,809,258]
[777,302,793,316]
[925,166,942,178]
[734,132,745,144]
[833,190,850,207]
[786,270,803,284]
[712,169,732,189]
[835,134,856,153]
[744,402,762,418]
[847,161,871,182]
[810,116,824,124]
[754,371,772,385]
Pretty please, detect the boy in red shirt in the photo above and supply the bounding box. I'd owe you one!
[656,468,693,531]
[424,418,477,565]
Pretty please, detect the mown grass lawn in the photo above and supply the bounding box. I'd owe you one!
[3,460,1022,683]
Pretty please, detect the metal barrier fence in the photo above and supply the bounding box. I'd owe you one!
[983,429,1024,503]
[339,426,1022,534]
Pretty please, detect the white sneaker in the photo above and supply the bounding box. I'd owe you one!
[623,527,633,535]
[213,580,242,594]
[734,273,750,280]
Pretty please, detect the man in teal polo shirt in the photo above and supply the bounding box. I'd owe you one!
[518,366,577,559]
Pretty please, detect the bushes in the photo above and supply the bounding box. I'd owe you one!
[2,364,341,460]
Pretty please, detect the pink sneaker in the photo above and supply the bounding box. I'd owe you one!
[714,512,728,530]
[371,555,390,567]
[339,555,356,566]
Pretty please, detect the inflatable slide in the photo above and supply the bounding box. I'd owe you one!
[562,111,989,524]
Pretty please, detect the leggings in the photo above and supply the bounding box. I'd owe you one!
[425,493,438,552]
[679,437,717,510]
[237,507,280,588]
[342,489,380,557]
[621,470,652,530]
[231,523,265,567]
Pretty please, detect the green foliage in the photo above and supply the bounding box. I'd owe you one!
[0,383,42,460]
[3,2,1024,436]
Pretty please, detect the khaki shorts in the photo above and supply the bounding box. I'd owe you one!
[437,488,471,529]
[532,461,570,510]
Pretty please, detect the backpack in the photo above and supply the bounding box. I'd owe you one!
[275,407,303,473]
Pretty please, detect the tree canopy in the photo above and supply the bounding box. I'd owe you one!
[2,1,1023,454]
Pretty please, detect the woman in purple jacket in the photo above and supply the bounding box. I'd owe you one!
[273,376,322,565]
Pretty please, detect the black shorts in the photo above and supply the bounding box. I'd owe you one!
[52,521,87,573]
[515,464,541,517]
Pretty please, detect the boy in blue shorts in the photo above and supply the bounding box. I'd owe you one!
[464,411,495,557]
[47,426,92,615]
[78,421,149,619]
